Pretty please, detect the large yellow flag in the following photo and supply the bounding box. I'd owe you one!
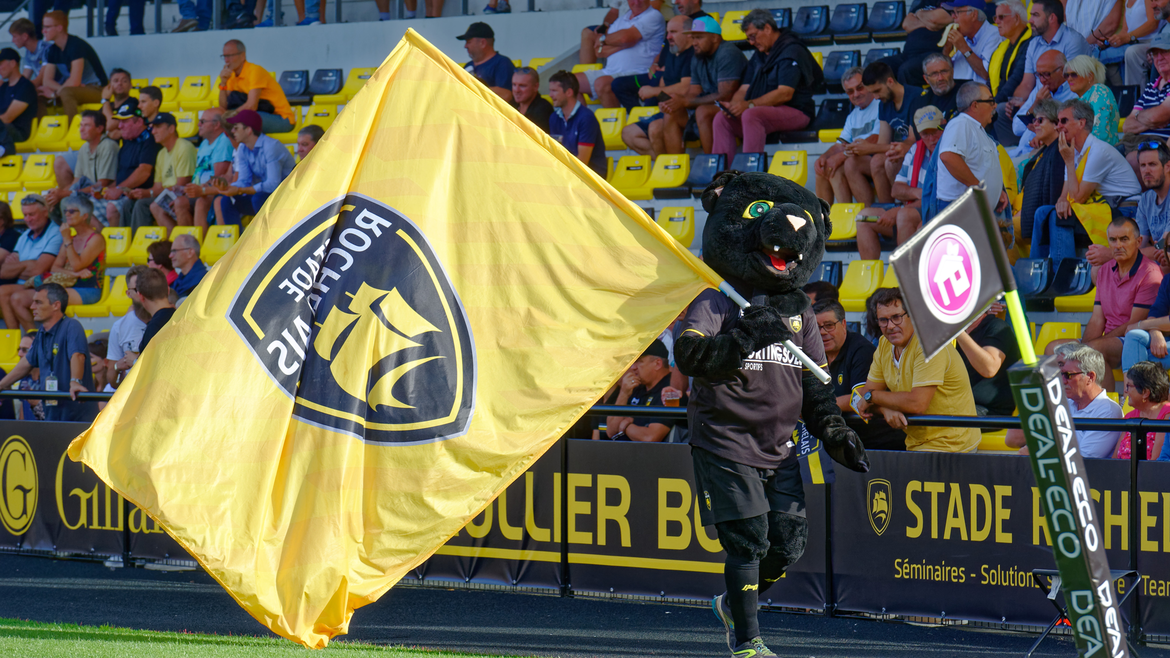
[68,30,720,647]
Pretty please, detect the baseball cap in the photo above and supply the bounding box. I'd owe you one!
[640,339,670,361]
[150,112,177,127]
[1149,32,1170,53]
[112,98,141,119]
[686,15,721,35]
[0,48,20,63]
[457,22,494,40]
[914,105,944,132]
[226,109,262,135]
[940,0,987,9]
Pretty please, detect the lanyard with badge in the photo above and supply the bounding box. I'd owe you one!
[44,342,59,406]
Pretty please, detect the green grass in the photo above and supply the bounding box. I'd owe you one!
[0,618,524,657]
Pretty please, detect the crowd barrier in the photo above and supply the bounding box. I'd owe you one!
[1,410,1167,642]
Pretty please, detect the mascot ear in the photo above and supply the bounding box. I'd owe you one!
[700,170,743,213]
[819,197,833,238]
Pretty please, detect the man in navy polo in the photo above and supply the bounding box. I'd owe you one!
[548,70,607,177]
[459,22,516,102]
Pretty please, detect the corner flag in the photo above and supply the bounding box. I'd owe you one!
[68,30,720,647]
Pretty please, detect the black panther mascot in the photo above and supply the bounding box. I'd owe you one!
[674,171,870,656]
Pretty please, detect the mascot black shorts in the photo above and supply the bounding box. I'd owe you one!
[691,447,805,527]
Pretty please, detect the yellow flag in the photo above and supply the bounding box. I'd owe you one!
[68,30,720,648]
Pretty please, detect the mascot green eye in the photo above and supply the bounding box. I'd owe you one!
[743,200,774,219]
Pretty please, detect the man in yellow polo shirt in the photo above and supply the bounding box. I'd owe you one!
[856,287,981,452]
[217,38,295,136]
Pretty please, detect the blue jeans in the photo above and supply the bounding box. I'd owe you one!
[106,0,147,34]
[264,0,320,21]
[178,0,213,28]
[259,112,294,135]
[1096,44,1130,66]
[1029,204,1080,272]
[1121,330,1170,371]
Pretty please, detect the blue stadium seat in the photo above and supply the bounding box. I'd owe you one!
[809,260,842,287]
[652,153,725,200]
[1110,85,1139,118]
[846,320,861,336]
[830,4,869,45]
[1013,258,1053,297]
[864,47,900,67]
[793,6,832,46]
[279,70,308,104]
[289,69,341,105]
[770,98,850,144]
[869,1,907,42]
[824,50,861,92]
[730,152,767,172]
[770,8,792,30]
[1043,258,1094,299]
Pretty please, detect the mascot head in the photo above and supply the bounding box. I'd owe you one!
[700,171,831,296]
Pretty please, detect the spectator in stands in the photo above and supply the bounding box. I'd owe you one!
[1122,33,1170,143]
[147,240,177,286]
[619,15,694,156]
[1016,0,1092,104]
[856,105,944,259]
[296,124,323,160]
[598,339,683,441]
[105,264,148,391]
[548,71,608,177]
[1114,361,1170,459]
[137,85,162,125]
[1065,55,1120,146]
[104,0,147,36]
[511,68,553,134]
[100,68,132,133]
[712,9,821,165]
[1008,343,1122,457]
[656,16,744,156]
[877,0,949,88]
[0,202,18,264]
[13,332,41,420]
[9,19,49,110]
[1067,0,1124,50]
[814,298,905,450]
[937,83,1006,216]
[814,66,878,204]
[578,0,666,109]
[1032,100,1142,269]
[955,301,1020,416]
[672,0,707,19]
[1046,218,1161,391]
[856,287,981,452]
[1010,50,1075,160]
[170,234,207,299]
[49,110,118,225]
[1125,0,1170,85]
[88,331,109,395]
[941,0,1003,86]
[459,23,516,103]
[847,61,923,205]
[0,281,98,421]
[132,268,176,356]
[1135,141,1170,267]
[103,99,159,228]
[0,195,61,329]
[182,108,233,229]
[40,12,107,122]
[129,113,196,233]
[173,0,211,32]
[0,48,36,159]
[989,0,1035,146]
[1097,0,1158,77]
[218,39,296,136]
[1017,99,1065,246]
[914,53,961,128]
[803,281,839,304]
[212,110,295,226]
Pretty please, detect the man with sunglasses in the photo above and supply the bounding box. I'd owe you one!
[1015,0,1091,106]
[936,82,1006,213]
[940,0,1003,86]
[1122,33,1170,142]
[180,108,232,230]
[855,287,980,452]
[1009,49,1075,159]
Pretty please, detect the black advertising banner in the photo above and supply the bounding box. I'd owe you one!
[1011,360,1129,656]
[1136,461,1170,635]
[889,188,1007,360]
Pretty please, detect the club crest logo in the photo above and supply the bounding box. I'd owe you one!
[868,478,891,536]
[0,435,37,535]
[789,316,802,332]
[228,194,476,445]
[918,226,981,323]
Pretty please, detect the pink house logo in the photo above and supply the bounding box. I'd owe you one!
[918,226,981,322]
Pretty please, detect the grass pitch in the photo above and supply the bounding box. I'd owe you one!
[0,618,523,657]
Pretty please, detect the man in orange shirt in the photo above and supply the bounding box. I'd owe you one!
[217,39,296,136]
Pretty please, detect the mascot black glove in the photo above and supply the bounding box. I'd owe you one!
[735,305,794,355]
[819,417,870,473]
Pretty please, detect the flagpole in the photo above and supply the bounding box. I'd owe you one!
[971,192,1037,366]
[718,281,832,384]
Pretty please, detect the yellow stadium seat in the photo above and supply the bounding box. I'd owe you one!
[606,156,614,181]
[7,192,22,220]
[315,68,375,105]
[126,226,167,266]
[269,107,302,145]
[819,129,843,143]
[1033,322,1082,354]
[0,156,22,193]
[721,10,749,40]
[707,11,720,22]
[609,155,652,198]
[174,111,198,140]
[511,58,521,67]
[571,63,602,73]
[177,75,213,111]
[69,276,113,318]
[813,52,824,68]
[14,118,36,154]
[625,154,689,200]
[1053,289,1095,313]
[131,78,148,91]
[977,430,1014,453]
[170,225,203,243]
[767,151,808,186]
[657,206,695,247]
[0,328,19,370]
[839,260,885,312]
[65,115,84,150]
[78,103,103,113]
[152,76,180,104]
[102,227,132,267]
[829,203,862,240]
[882,264,899,289]
[107,275,131,316]
[202,224,239,265]
[18,154,54,191]
[627,106,658,126]
[302,104,337,132]
[595,107,627,151]
[33,115,69,152]
[528,57,553,69]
